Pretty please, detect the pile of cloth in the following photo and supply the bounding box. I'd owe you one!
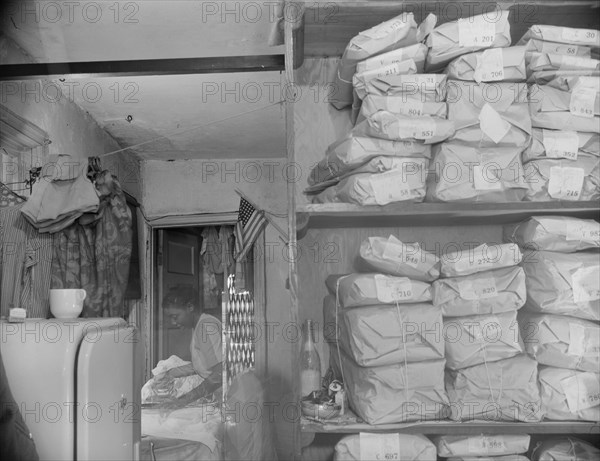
[324,234,449,424]
[434,242,542,422]
[505,216,600,421]
[521,25,600,202]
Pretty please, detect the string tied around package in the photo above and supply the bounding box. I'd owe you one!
[477,322,503,407]
[394,299,411,408]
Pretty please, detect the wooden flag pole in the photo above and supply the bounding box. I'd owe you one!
[234,188,289,242]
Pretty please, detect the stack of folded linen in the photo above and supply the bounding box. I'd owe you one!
[436,242,542,422]
[520,25,600,202]
[432,434,531,461]
[505,216,600,422]
[325,235,449,424]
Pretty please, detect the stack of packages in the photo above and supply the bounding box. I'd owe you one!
[504,216,600,422]
[432,434,531,461]
[521,25,600,201]
[323,234,449,424]
[333,433,436,461]
[530,437,600,460]
[434,242,544,422]
[426,10,531,202]
[307,12,457,206]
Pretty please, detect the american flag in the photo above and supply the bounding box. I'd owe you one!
[234,197,268,261]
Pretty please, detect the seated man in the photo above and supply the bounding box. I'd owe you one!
[157,287,223,409]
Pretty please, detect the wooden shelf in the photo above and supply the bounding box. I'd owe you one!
[301,416,600,435]
[297,202,600,230]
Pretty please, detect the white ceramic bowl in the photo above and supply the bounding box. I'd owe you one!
[50,289,86,319]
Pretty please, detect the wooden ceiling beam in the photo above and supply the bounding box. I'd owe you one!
[0,55,285,80]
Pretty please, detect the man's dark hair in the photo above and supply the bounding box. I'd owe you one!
[163,286,199,310]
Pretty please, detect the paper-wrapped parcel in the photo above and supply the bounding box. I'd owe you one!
[518,25,600,48]
[522,250,600,321]
[445,46,527,83]
[530,437,600,461]
[521,128,599,163]
[356,94,448,125]
[433,266,526,317]
[445,354,543,422]
[427,144,528,202]
[443,311,523,370]
[323,297,444,367]
[334,433,437,461]
[538,367,600,421]
[519,312,599,373]
[359,235,440,281]
[357,111,455,144]
[446,81,531,147]
[432,434,530,458]
[325,273,432,307]
[332,348,449,424]
[503,216,600,252]
[425,10,511,72]
[440,243,522,277]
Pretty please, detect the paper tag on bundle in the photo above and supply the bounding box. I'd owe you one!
[468,436,507,454]
[576,76,600,91]
[361,17,408,40]
[369,170,414,205]
[572,265,600,303]
[458,17,496,47]
[541,42,581,55]
[458,277,498,301]
[399,118,436,140]
[479,103,511,143]
[561,372,600,413]
[568,323,587,357]
[474,48,505,82]
[374,275,413,303]
[402,99,425,117]
[473,164,502,190]
[367,62,404,80]
[382,236,421,268]
[359,433,401,461]
[560,55,598,70]
[548,166,584,200]
[542,130,579,160]
[562,27,599,45]
[570,86,597,118]
[453,244,500,273]
[566,220,600,243]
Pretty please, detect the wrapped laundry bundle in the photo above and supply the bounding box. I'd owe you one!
[353,59,418,101]
[441,243,522,278]
[446,81,531,147]
[444,311,523,370]
[432,434,530,458]
[503,216,600,253]
[331,349,449,424]
[528,83,600,132]
[522,155,600,202]
[357,111,455,144]
[425,10,511,72]
[538,367,600,421]
[541,74,600,93]
[433,266,526,317]
[527,52,599,73]
[356,43,428,75]
[528,69,600,86]
[445,46,527,83]
[446,354,543,422]
[311,158,428,205]
[446,456,529,461]
[308,134,431,186]
[356,73,448,101]
[325,273,432,307]
[518,24,600,49]
[334,433,436,461]
[521,37,593,57]
[519,313,600,373]
[427,144,528,202]
[355,94,448,125]
[323,298,444,367]
[522,250,600,321]
[522,128,599,163]
[530,437,600,461]
[332,13,423,109]
[359,235,440,282]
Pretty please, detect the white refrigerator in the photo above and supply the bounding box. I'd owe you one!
[0,318,142,460]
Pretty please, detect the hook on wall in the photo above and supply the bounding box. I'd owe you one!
[126,115,133,123]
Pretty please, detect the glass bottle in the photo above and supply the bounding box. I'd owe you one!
[300,319,322,397]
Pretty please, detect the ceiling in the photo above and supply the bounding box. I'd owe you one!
[0,0,287,160]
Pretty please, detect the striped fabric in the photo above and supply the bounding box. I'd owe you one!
[0,204,53,318]
[234,197,267,262]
